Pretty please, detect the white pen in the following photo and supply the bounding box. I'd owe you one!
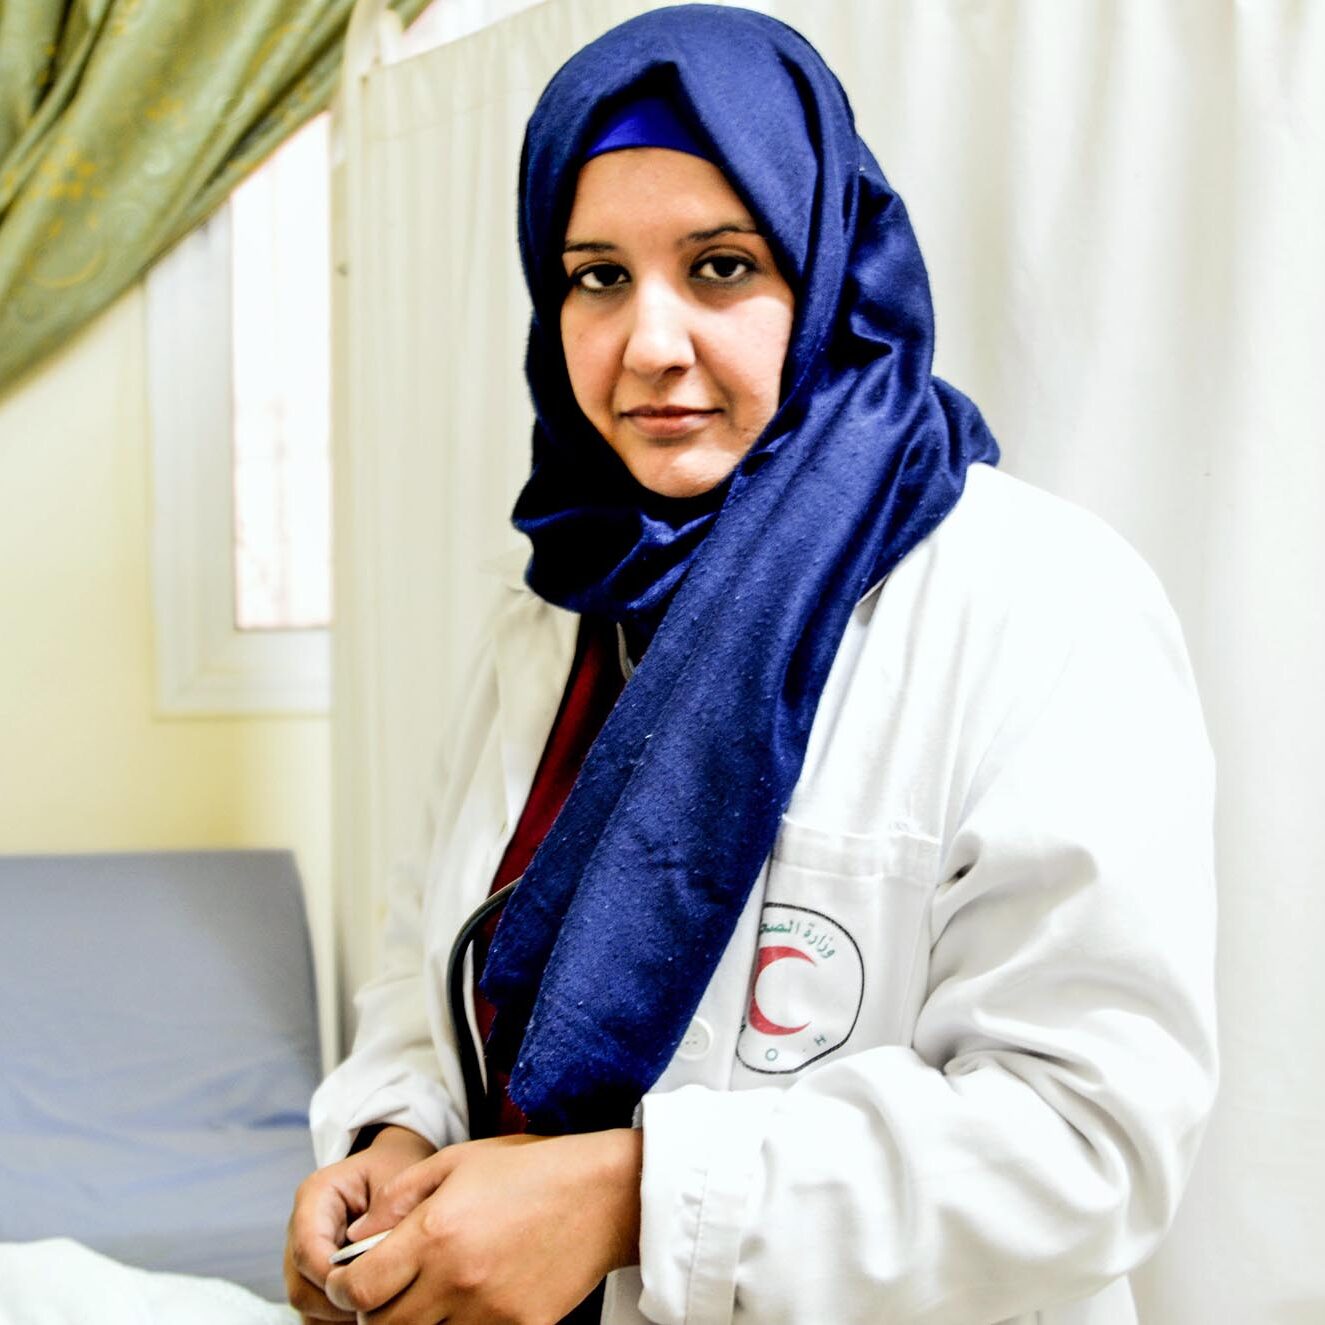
[328,1230,391,1266]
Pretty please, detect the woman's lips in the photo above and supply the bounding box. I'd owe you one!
[621,406,720,439]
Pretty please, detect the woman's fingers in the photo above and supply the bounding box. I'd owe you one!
[285,1230,358,1321]
[284,1167,365,1321]
[287,1128,443,1314]
[309,1132,626,1321]
[284,1236,358,1322]
[323,1230,422,1318]
[347,1147,459,1242]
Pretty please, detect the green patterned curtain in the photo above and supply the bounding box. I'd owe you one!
[0,0,428,396]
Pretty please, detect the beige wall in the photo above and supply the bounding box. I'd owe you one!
[0,284,334,1063]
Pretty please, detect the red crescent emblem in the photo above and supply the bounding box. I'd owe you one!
[747,944,815,1036]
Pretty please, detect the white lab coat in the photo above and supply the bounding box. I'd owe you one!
[311,464,1218,1325]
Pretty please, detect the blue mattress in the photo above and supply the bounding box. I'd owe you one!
[0,851,321,1302]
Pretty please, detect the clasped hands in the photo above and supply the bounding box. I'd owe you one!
[285,1123,643,1324]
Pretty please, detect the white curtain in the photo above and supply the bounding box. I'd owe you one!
[331,2,1325,1320]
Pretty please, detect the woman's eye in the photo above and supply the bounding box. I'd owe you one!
[695,254,754,283]
[574,263,629,292]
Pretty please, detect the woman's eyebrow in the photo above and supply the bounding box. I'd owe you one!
[683,222,760,244]
[562,222,762,257]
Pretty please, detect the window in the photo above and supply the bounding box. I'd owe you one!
[146,115,331,715]
[231,115,332,632]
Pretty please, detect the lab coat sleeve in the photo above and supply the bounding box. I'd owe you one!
[308,733,468,1166]
[636,556,1218,1323]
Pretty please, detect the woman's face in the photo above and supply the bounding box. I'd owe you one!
[560,148,795,499]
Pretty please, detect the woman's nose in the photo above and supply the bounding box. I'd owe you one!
[621,279,695,380]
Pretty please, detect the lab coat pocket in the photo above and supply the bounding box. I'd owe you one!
[730,816,939,1086]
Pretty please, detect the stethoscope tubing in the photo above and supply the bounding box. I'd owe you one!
[446,876,520,1140]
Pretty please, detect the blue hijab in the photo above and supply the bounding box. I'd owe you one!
[481,4,999,1134]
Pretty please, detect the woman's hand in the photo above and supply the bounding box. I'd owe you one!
[322,1127,643,1325]
[285,1125,438,1323]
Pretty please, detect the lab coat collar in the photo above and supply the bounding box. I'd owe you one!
[485,549,578,828]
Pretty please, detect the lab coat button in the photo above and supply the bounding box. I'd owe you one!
[677,1017,713,1060]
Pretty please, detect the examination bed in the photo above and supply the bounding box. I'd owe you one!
[0,850,320,1303]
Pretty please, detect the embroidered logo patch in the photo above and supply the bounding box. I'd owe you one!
[736,903,864,1074]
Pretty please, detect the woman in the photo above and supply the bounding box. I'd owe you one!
[285,7,1217,1323]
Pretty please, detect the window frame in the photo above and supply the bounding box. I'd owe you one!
[145,204,331,716]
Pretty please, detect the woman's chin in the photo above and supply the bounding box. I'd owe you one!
[621,444,744,501]
[631,462,732,500]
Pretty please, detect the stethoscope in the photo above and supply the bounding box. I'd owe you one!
[444,626,638,1140]
[445,876,520,1140]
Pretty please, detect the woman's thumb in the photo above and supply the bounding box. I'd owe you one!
[346,1149,454,1241]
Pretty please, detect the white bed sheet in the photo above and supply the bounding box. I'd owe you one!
[0,1239,298,1325]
